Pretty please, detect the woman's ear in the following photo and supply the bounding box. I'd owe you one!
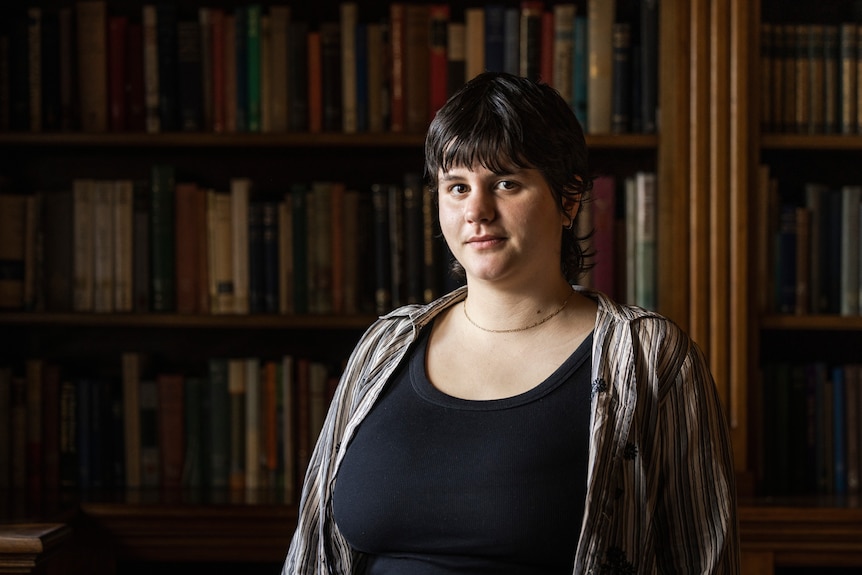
[562,197,580,228]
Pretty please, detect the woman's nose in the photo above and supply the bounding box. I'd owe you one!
[464,189,495,223]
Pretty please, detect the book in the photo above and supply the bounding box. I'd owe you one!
[156,4,179,131]
[142,5,160,133]
[108,15,128,132]
[340,2,358,133]
[181,376,205,488]
[157,373,185,489]
[634,172,657,310]
[139,378,160,487]
[366,22,385,132]
[207,358,230,489]
[591,175,617,298]
[0,194,27,309]
[552,4,576,107]
[122,352,142,488]
[402,173,424,304]
[288,20,309,131]
[586,0,615,133]
[234,6,248,132]
[150,164,176,312]
[198,8,213,132]
[840,185,861,316]
[76,1,108,132]
[259,14,271,133]
[371,183,392,314]
[484,5,506,73]
[231,177,251,314]
[519,1,544,82]
[446,22,466,98]
[639,0,659,133]
[278,196,294,314]
[113,180,134,312]
[133,179,151,311]
[823,25,839,134]
[428,5,449,118]
[321,22,342,132]
[92,180,115,313]
[269,6,290,133]
[611,23,631,134]
[207,189,235,314]
[175,182,206,314]
[246,5,262,132]
[224,13,238,132]
[211,8,226,133]
[307,30,322,133]
[465,8,485,82]
[25,359,43,494]
[72,180,95,312]
[840,23,857,135]
[280,355,295,503]
[41,363,62,491]
[228,358,246,491]
[573,15,588,128]
[389,3,406,132]
[405,4,430,132]
[177,20,203,132]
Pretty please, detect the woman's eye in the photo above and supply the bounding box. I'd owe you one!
[497,180,517,191]
[450,184,467,195]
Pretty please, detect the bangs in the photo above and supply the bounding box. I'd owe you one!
[434,108,531,177]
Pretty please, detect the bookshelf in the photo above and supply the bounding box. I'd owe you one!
[12,0,862,574]
[0,0,669,573]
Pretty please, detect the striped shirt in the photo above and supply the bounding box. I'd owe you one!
[281,286,741,575]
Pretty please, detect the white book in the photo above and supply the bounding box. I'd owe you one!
[465,8,485,82]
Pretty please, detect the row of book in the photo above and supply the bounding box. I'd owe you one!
[760,361,862,497]
[0,169,454,315]
[0,0,658,136]
[758,165,862,316]
[0,354,338,502]
[760,22,862,135]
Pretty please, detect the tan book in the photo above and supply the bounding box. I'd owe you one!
[231,178,251,314]
[207,190,235,314]
[465,8,484,83]
[269,6,290,132]
[587,0,614,133]
[72,179,95,312]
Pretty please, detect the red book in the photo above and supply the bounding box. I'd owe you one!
[125,21,146,131]
[540,9,553,85]
[591,175,617,298]
[174,182,204,314]
[307,31,322,133]
[428,5,450,119]
[108,16,128,131]
[211,8,226,133]
[389,3,406,132]
[42,363,62,491]
[157,373,185,489]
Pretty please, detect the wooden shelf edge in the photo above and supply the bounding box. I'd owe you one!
[0,311,377,330]
[0,131,657,150]
[761,133,862,150]
[759,314,862,330]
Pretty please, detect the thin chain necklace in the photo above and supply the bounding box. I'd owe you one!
[462,290,574,334]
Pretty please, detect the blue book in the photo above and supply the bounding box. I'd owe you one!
[503,7,519,75]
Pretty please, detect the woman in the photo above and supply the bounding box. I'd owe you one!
[283,72,740,574]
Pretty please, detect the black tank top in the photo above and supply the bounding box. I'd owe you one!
[333,326,593,575]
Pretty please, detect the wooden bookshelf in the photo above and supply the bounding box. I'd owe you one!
[3,0,862,573]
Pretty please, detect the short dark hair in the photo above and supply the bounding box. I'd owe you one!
[424,71,594,283]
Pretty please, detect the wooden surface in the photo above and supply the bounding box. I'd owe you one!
[0,524,71,575]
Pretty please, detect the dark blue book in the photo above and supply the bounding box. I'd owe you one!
[484,5,506,73]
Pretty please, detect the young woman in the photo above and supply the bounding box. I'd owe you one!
[282,72,740,575]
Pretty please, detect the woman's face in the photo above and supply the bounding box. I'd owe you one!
[437,163,569,287]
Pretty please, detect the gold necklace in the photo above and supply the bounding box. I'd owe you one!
[462,290,574,334]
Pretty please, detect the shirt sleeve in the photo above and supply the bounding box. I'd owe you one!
[655,338,741,574]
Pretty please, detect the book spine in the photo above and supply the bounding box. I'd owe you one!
[246,4,262,132]
[142,5,160,133]
[611,23,631,134]
[405,4,430,132]
[108,16,127,132]
[157,373,185,489]
[76,1,108,132]
[177,20,203,132]
[207,358,230,488]
[150,164,176,312]
[340,3,358,133]
[428,5,450,118]
[156,4,179,131]
[389,3,406,132]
